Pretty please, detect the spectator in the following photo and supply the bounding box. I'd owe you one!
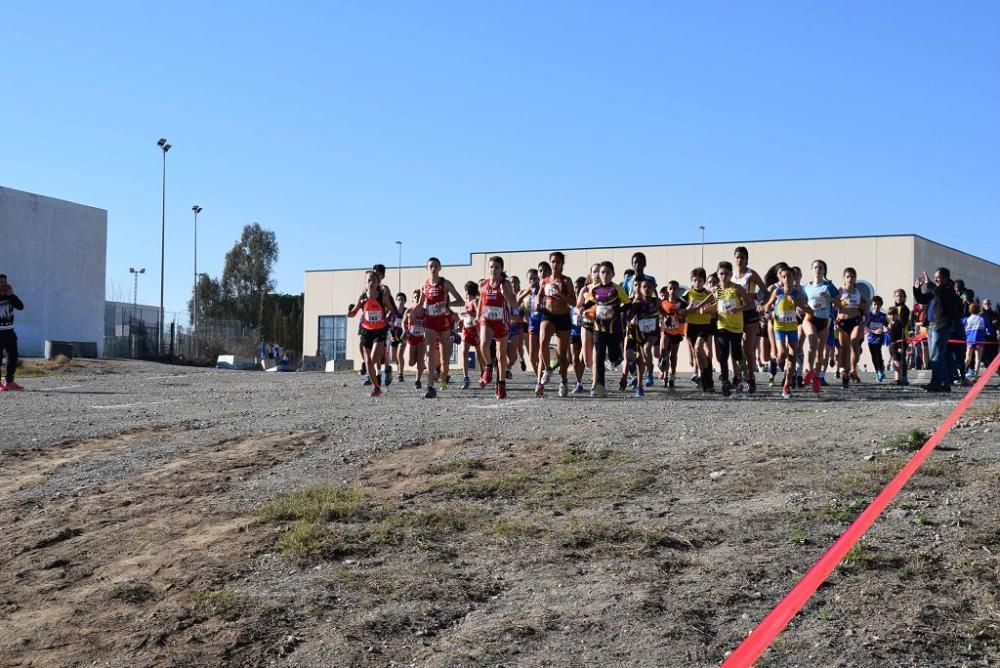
[913,267,963,392]
[963,303,992,379]
[982,298,999,369]
[866,296,888,383]
[0,274,25,390]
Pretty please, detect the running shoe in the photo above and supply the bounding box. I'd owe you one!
[781,385,791,399]
[795,375,804,389]
[812,374,821,394]
[635,386,645,397]
[462,376,471,390]
[842,376,850,390]
[542,369,552,385]
[768,374,776,388]
[520,359,527,372]
[397,373,404,382]
[3,381,21,391]
[424,385,436,398]
[482,366,494,387]
[505,369,513,380]
[362,376,372,386]
[369,386,382,398]
[644,374,654,388]
[619,376,628,392]
[747,376,757,395]
[573,382,585,395]
[496,382,507,400]
[691,373,700,384]
[667,376,675,389]
[850,372,861,383]
[897,378,909,386]
[592,384,607,398]
[383,370,392,387]
[629,376,638,390]
[803,370,815,387]
[819,376,829,387]
[875,370,884,383]
[721,380,731,397]
[965,368,976,380]
[385,364,393,378]
[440,381,449,391]
[558,382,569,398]
[535,383,545,397]
[414,380,422,390]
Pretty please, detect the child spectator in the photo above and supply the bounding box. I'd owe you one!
[887,289,911,386]
[964,303,993,379]
[866,296,888,383]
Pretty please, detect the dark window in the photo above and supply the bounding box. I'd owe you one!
[319,315,347,360]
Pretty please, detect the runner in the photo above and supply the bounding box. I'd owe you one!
[682,268,715,392]
[518,266,547,378]
[865,296,889,383]
[732,247,766,393]
[570,276,587,394]
[762,266,811,398]
[0,274,24,391]
[507,275,526,375]
[689,262,753,397]
[391,291,407,383]
[628,278,667,397]
[658,281,686,389]
[578,263,600,389]
[801,259,839,393]
[580,261,630,397]
[477,257,518,399]
[836,267,868,389]
[535,252,576,398]
[346,270,396,398]
[418,257,465,399]
[372,264,397,385]
[402,297,428,389]
[459,281,481,390]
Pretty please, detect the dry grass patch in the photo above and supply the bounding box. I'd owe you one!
[16,355,86,377]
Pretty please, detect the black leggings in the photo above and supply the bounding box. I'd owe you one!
[868,342,885,374]
[889,339,908,376]
[714,330,745,383]
[0,330,18,382]
[594,331,624,387]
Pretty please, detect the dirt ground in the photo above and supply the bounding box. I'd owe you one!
[1,358,999,667]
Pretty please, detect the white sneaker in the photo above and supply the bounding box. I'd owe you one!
[542,369,552,385]
[591,384,607,398]
[558,382,569,398]
[573,382,584,394]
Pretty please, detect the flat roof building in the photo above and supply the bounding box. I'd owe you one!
[0,186,108,357]
[303,234,1000,370]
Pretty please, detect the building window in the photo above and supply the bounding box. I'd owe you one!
[319,315,347,360]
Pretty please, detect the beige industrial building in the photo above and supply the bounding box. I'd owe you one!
[304,234,1000,370]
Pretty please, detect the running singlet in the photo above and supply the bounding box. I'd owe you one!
[682,288,712,325]
[406,312,426,343]
[541,276,571,311]
[423,278,449,318]
[733,268,758,307]
[461,302,478,332]
[478,279,510,323]
[840,287,862,311]
[632,299,659,338]
[660,299,685,335]
[773,287,800,332]
[591,283,629,334]
[802,280,838,319]
[716,286,744,334]
[360,288,388,331]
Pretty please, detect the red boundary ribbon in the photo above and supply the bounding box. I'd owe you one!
[721,351,1000,667]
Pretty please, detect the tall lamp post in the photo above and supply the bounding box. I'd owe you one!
[192,205,202,333]
[157,137,172,355]
[395,240,402,293]
[698,225,706,268]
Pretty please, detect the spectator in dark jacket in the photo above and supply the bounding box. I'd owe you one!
[913,267,963,392]
[983,298,999,369]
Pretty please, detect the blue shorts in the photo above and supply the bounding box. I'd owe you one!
[775,329,799,347]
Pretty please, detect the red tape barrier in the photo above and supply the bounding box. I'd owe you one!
[901,335,998,345]
[721,351,1000,667]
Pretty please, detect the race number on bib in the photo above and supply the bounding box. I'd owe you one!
[427,302,447,316]
[366,311,383,323]
[483,305,504,321]
[463,315,476,328]
[638,318,657,334]
[545,284,559,297]
[409,324,424,336]
[809,297,826,311]
[596,304,616,320]
[778,310,797,324]
[720,298,738,313]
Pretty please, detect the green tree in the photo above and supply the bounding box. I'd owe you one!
[221,222,279,331]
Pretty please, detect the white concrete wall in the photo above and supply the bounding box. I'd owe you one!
[914,237,1000,305]
[0,186,108,357]
[304,235,933,372]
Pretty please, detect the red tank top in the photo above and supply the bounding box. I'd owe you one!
[479,279,509,322]
[423,278,449,318]
[461,302,478,331]
[360,289,387,331]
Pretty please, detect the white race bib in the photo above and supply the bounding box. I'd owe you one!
[545,284,559,297]
[483,305,503,321]
[638,318,657,333]
[778,310,797,324]
[409,323,424,336]
[843,292,860,308]
[427,302,447,316]
[720,298,737,313]
[596,304,616,320]
[463,314,476,328]
[809,296,827,311]
[365,310,383,323]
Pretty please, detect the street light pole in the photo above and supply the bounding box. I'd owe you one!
[192,205,202,333]
[395,240,402,294]
[698,225,706,268]
[129,267,145,322]
[157,137,172,356]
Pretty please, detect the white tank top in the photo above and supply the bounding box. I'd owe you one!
[733,267,756,306]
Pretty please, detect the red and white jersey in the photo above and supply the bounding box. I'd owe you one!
[422,278,449,318]
[360,288,388,331]
[478,279,510,325]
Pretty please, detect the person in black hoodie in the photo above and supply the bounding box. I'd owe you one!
[0,274,25,390]
[913,267,963,392]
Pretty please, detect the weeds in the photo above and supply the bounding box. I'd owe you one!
[259,484,368,524]
[193,588,256,622]
[107,581,155,604]
[885,429,929,452]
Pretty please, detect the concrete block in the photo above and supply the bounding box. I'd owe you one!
[45,340,74,360]
[299,356,325,371]
[216,355,256,370]
[325,359,355,372]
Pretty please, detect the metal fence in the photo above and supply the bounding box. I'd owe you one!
[103,314,258,364]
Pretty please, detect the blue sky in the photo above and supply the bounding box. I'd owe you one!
[2,1,998,318]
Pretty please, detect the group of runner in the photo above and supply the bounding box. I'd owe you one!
[348,249,953,400]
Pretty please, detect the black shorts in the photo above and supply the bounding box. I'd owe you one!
[810,317,829,332]
[361,327,389,349]
[686,322,715,342]
[665,333,684,346]
[743,310,761,326]
[389,327,404,345]
[838,317,861,333]
[571,334,582,346]
[541,310,572,332]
